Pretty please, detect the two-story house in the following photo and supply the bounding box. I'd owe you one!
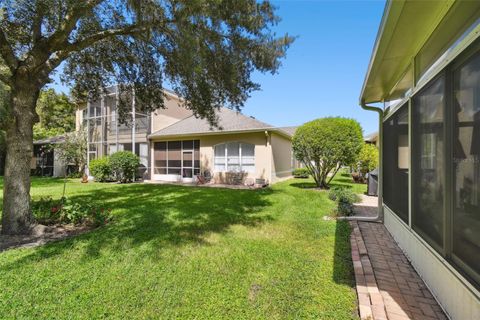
[73,85,299,185]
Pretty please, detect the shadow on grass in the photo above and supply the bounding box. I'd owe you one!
[289,181,321,189]
[332,220,355,287]
[1,183,274,270]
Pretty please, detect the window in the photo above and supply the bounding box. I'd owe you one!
[412,75,445,251]
[153,140,200,175]
[452,52,480,284]
[383,103,409,223]
[214,142,255,173]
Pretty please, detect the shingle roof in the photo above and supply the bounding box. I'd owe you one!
[277,126,298,136]
[364,131,379,142]
[33,135,66,145]
[149,107,277,138]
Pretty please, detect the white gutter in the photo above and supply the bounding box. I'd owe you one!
[339,101,384,222]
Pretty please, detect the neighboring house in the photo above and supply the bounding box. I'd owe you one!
[360,1,480,318]
[363,131,378,147]
[32,135,66,177]
[77,85,300,184]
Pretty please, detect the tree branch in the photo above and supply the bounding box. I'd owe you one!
[66,24,149,53]
[327,163,341,185]
[0,27,18,73]
[31,1,46,43]
[46,0,105,51]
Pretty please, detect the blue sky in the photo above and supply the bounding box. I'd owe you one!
[50,0,385,135]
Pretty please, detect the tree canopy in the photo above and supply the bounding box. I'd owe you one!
[292,117,364,188]
[34,89,76,140]
[0,0,292,125]
[0,0,293,234]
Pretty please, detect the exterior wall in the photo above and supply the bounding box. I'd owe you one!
[150,97,192,133]
[270,132,295,183]
[150,131,273,184]
[384,205,480,320]
[75,108,83,131]
[53,148,66,177]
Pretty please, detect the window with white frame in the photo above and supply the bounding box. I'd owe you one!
[214,142,255,173]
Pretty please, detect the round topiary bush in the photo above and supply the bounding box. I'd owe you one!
[89,157,112,182]
[109,151,140,183]
[292,117,363,188]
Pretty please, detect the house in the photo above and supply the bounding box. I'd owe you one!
[32,135,67,177]
[363,131,379,147]
[76,86,299,184]
[360,1,480,318]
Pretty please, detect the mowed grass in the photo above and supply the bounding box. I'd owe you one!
[0,175,364,319]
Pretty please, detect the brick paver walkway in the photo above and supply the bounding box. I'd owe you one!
[353,195,378,218]
[350,199,447,319]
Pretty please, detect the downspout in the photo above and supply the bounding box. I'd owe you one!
[339,100,384,222]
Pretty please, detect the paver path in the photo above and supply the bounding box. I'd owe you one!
[350,199,447,319]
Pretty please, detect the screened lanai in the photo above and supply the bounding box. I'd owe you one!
[83,86,150,179]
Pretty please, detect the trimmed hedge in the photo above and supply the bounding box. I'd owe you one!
[109,151,140,183]
[89,157,112,182]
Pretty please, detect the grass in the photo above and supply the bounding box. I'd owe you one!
[0,174,363,319]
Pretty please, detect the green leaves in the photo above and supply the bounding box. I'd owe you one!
[292,117,364,188]
[357,144,378,176]
[109,151,140,183]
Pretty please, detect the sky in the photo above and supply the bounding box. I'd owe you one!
[50,0,386,135]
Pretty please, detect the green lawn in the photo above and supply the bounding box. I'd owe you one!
[0,175,365,319]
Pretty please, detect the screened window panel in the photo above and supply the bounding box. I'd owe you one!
[183,151,193,167]
[167,141,181,168]
[383,103,409,223]
[168,168,181,175]
[412,75,445,250]
[182,140,194,150]
[452,53,480,282]
[154,142,167,169]
[183,168,193,178]
[154,168,167,174]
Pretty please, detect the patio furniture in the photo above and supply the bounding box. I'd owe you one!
[196,170,212,185]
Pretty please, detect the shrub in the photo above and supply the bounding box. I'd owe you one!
[328,187,360,216]
[357,143,378,178]
[293,168,309,178]
[292,117,363,188]
[31,196,112,226]
[109,151,140,183]
[31,196,57,224]
[89,157,112,182]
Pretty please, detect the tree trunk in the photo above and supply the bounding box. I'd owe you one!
[1,84,39,235]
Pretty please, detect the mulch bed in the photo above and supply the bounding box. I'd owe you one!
[0,224,92,252]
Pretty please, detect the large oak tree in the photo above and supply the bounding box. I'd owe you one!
[0,0,292,234]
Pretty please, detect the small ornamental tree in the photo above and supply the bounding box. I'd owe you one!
[357,144,379,178]
[292,117,363,188]
[55,128,88,200]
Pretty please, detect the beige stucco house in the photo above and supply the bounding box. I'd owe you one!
[76,86,299,185]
